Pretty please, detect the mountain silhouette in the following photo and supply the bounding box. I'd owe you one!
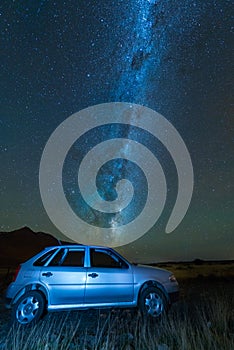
[0,227,72,267]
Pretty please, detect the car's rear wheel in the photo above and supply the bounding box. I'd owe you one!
[139,286,167,318]
[12,291,45,326]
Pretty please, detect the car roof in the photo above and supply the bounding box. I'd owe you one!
[44,245,114,250]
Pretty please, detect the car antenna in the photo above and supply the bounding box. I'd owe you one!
[57,239,62,246]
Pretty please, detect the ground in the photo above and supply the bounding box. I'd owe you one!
[0,262,233,349]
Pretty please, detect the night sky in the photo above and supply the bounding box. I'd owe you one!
[1,0,233,262]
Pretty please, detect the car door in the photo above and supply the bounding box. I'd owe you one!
[85,248,134,304]
[39,247,87,305]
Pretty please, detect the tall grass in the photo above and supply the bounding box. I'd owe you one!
[1,290,233,350]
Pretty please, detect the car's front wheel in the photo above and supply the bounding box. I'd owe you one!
[139,286,168,318]
[12,291,45,326]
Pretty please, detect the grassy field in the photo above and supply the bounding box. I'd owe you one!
[0,262,233,349]
[155,260,234,280]
[1,283,233,350]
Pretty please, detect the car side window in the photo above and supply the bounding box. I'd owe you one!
[49,248,85,267]
[62,250,84,267]
[48,249,65,266]
[33,249,58,266]
[90,249,127,268]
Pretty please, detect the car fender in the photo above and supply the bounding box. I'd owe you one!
[136,280,170,305]
[11,283,49,305]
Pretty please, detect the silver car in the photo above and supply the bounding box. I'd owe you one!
[5,245,179,325]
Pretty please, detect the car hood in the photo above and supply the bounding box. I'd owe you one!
[131,264,172,282]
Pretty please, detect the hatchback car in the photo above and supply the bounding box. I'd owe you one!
[5,245,179,325]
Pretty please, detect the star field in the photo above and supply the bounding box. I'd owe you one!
[0,0,233,261]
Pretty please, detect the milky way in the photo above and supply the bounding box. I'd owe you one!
[0,0,233,261]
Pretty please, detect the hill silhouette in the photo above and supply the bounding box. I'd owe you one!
[0,227,72,267]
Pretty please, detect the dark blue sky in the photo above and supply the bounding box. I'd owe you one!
[0,0,233,262]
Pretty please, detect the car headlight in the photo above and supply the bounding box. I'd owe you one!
[169,274,177,282]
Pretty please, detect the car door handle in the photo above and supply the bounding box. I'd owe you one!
[42,272,53,277]
[88,273,98,278]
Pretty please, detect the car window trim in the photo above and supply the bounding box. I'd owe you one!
[43,248,61,267]
[46,247,86,267]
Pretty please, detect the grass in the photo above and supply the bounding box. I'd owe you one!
[153,261,234,280]
[1,283,234,350]
[1,263,233,349]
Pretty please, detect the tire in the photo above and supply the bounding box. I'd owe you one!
[12,291,45,326]
[139,286,168,319]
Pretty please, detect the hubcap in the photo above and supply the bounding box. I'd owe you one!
[16,296,40,324]
[145,292,164,317]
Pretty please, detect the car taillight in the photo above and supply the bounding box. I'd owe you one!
[13,265,21,282]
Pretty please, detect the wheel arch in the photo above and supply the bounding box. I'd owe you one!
[137,280,169,306]
[12,283,48,306]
